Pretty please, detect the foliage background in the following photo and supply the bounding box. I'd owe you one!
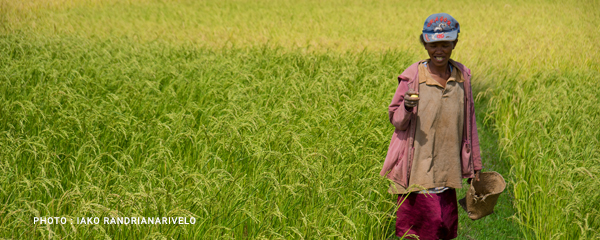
[1,0,599,239]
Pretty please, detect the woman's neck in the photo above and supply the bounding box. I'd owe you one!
[427,61,451,80]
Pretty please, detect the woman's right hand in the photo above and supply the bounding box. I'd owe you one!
[404,88,420,109]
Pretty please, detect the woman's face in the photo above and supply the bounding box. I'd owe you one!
[424,40,457,68]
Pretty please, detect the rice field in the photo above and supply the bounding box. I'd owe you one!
[1,0,599,239]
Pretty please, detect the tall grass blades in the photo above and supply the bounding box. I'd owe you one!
[1,0,599,239]
[0,36,417,239]
[487,71,600,239]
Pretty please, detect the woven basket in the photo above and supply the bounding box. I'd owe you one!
[458,171,506,220]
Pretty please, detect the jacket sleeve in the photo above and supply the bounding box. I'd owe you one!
[470,86,483,171]
[388,77,416,131]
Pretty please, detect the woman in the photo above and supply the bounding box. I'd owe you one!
[380,13,483,240]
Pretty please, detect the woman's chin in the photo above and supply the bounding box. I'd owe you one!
[430,58,449,67]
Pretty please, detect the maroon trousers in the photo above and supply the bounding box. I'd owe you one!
[395,189,458,240]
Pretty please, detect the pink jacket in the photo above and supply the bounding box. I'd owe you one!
[380,60,483,188]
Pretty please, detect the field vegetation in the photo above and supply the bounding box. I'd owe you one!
[1,0,599,239]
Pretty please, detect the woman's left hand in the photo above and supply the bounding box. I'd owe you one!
[468,170,480,184]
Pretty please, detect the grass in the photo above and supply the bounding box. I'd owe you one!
[0,37,416,239]
[486,70,600,239]
[1,0,599,239]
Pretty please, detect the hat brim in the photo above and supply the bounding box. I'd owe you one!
[423,30,458,43]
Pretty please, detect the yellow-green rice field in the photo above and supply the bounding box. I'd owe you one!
[1,0,599,239]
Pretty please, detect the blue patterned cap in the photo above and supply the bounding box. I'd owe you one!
[422,13,460,43]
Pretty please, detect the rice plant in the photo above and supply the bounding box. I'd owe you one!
[1,0,599,239]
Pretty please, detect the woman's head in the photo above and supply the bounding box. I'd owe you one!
[421,13,460,44]
[420,13,460,67]
[419,34,458,47]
